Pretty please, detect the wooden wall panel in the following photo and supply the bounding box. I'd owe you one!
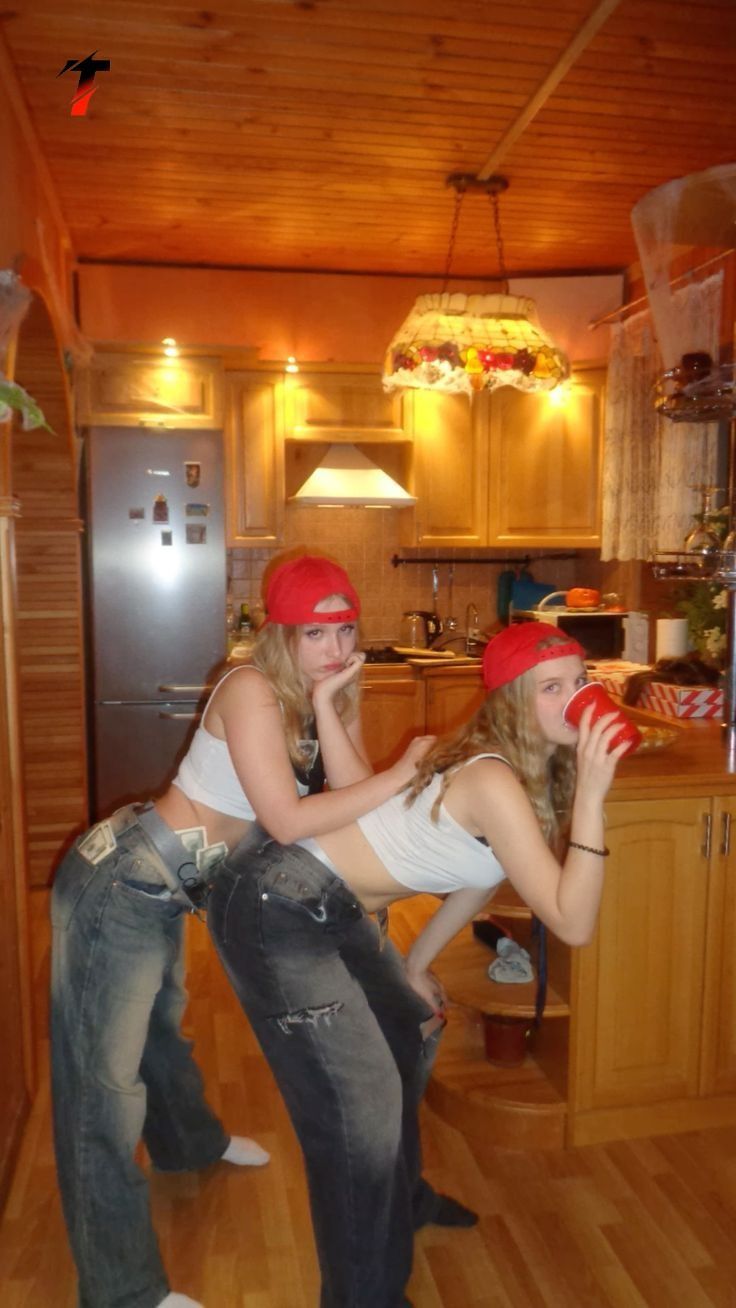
[12,297,88,888]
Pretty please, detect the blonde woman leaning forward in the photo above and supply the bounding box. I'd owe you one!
[51,554,434,1308]
[207,621,629,1308]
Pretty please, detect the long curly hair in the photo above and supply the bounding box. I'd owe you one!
[250,601,361,769]
[404,665,577,853]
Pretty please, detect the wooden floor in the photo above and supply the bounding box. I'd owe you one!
[3,894,736,1307]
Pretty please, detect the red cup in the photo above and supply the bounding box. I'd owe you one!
[562,681,642,756]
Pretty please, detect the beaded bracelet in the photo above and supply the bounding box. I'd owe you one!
[569,840,610,857]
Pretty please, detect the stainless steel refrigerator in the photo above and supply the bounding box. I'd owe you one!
[85,426,226,817]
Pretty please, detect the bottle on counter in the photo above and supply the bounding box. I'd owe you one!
[228,600,255,662]
[238,601,253,636]
[225,596,239,654]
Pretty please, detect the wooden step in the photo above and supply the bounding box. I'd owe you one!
[426,1005,567,1151]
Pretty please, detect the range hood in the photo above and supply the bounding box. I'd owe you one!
[291,444,416,507]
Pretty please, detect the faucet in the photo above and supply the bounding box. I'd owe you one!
[466,602,479,635]
[428,602,485,656]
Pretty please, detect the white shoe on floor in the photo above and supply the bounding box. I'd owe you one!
[158,1295,204,1308]
[221,1135,270,1167]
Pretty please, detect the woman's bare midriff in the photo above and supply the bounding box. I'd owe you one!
[317,824,412,914]
[154,784,254,853]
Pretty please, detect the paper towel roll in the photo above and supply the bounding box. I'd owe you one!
[655,617,689,661]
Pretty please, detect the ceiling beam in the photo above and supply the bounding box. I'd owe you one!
[477,0,624,180]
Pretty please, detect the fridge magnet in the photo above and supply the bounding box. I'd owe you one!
[153,493,169,523]
[186,523,207,545]
[184,461,201,488]
[161,530,173,546]
[185,502,209,516]
[128,507,145,520]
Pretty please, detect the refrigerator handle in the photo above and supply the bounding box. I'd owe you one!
[158,684,213,693]
[158,711,202,721]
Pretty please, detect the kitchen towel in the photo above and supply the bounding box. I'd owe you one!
[655,618,689,661]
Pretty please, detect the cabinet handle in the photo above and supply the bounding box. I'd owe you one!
[721,811,732,857]
[702,812,712,860]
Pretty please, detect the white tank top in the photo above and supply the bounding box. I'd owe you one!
[355,754,510,894]
[172,665,309,820]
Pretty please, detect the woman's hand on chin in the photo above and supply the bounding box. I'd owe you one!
[311,652,366,706]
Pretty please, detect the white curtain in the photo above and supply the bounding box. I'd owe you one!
[601,271,722,561]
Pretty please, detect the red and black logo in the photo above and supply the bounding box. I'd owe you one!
[57,52,110,116]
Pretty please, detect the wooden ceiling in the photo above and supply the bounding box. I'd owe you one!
[3,0,736,277]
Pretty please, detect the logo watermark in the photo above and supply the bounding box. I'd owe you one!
[57,52,110,116]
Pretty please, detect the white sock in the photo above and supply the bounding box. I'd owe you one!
[157,1295,204,1308]
[221,1134,271,1167]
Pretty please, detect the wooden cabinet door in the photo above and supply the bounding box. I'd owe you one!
[360,673,425,771]
[700,795,736,1096]
[410,391,489,546]
[225,372,284,546]
[486,366,604,547]
[285,371,411,443]
[425,669,484,735]
[571,797,709,1114]
[78,354,223,428]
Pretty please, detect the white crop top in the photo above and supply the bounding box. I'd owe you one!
[355,753,511,894]
[172,665,309,820]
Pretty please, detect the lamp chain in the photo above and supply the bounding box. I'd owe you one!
[490,191,509,294]
[441,185,466,292]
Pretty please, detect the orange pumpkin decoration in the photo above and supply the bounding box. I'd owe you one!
[566,587,601,608]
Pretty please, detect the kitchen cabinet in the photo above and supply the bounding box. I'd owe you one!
[225,372,285,546]
[360,668,425,771]
[284,371,412,444]
[409,365,604,548]
[569,788,736,1145]
[77,352,223,429]
[570,797,708,1121]
[486,365,605,547]
[411,391,489,546]
[424,666,484,734]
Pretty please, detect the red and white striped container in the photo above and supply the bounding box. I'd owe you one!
[638,682,723,720]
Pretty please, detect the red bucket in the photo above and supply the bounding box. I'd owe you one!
[482,1014,530,1067]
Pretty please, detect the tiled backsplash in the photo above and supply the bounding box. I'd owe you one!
[228,506,584,643]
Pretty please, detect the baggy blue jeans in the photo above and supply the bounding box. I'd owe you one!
[208,840,435,1308]
[51,820,229,1308]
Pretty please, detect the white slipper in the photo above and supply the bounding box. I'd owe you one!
[221,1135,271,1167]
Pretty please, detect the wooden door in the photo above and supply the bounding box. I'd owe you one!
[700,795,736,1096]
[571,797,709,1117]
[425,669,484,735]
[410,391,489,546]
[486,366,604,547]
[360,672,424,770]
[225,372,285,546]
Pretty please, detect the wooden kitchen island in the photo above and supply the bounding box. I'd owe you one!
[363,661,736,1150]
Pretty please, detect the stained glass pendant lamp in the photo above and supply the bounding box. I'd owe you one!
[382,175,569,397]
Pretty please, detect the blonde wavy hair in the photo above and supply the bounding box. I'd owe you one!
[250,598,361,770]
[404,659,577,853]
